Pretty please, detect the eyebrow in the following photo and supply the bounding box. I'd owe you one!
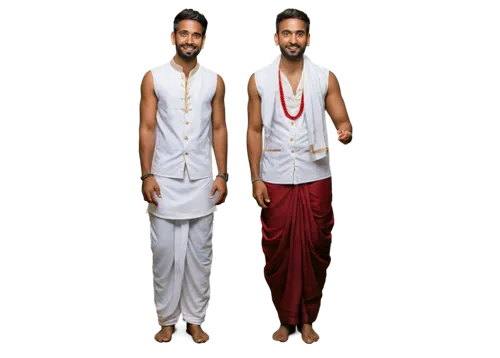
[281,29,306,33]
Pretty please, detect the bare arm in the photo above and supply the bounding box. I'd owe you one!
[211,75,228,175]
[139,71,157,175]
[325,71,353,144]
[247,74,263,181]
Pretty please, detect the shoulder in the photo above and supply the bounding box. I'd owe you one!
[247,73,260,99]
[215,74,225,96]
[199,65,217,78]
[198,66,222,100]
[306,55,331,75]
[312,59,332,75]
[148,63,173,91]
[216,74,225,86]
[141,70,153,89]
[245,69,259,90]
[245,69,258,86]
[309,60,330,94]
[327,71,341,93]
[140,70,156,99]
[150,62,170,77]
[199,65,219,86]
[254,62,276,82]
[252,62,276,96]
[202,66,223,83]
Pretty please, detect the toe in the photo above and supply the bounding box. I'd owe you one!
[303,335,313,344]
[302,336,321,345]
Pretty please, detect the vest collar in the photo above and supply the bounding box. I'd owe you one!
[170,58,200,77]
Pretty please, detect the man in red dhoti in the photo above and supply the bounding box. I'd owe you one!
[246,8,353,344]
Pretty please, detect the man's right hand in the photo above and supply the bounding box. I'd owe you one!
[252,180,271,209]
[142,176,161,206]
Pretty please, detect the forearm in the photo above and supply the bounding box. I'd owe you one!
[212,126,228,174]
[335,118,353,133]
[139,128,155,175]
[247,129,262,180]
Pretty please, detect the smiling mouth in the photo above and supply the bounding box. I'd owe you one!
[182,46,196,51]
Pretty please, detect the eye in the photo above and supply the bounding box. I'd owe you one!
[194,34,201,39]
[180,32,188,37]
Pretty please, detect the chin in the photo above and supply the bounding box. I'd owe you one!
[285,53,303,61]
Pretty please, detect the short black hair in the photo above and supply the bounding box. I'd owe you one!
[173,9,208,36]
[276,8,310,34]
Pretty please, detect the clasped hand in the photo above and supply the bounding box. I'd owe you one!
[337,129,352,144]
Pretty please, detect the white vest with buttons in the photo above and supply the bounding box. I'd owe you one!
[151,60,217,180]
[255,65,331,185]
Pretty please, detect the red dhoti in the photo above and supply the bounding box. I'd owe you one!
[261,177,334,325]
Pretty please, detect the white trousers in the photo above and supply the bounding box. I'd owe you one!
[149,213,213,326]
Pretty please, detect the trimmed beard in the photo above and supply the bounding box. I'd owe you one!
[175,44,201,61]
[278,45,307,61]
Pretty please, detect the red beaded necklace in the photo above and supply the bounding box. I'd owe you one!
[278,69,304,120]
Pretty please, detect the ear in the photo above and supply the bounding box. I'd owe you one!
[171,31,176,45]
[202,35,206,49]
[306,33,310,47]
[271,32,278,47]
[274,33,279,46]
[203,34,208,49]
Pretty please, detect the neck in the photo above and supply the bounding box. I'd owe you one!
[279,56,304,75]
[173,54,198,77]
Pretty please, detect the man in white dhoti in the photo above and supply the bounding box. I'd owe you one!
[139,9,228,344]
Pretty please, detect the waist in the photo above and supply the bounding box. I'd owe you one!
[263,146,311,154]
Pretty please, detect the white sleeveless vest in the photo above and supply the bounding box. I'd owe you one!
[151,60,217,180]
[255,59,331,184]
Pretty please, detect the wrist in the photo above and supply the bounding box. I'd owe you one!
[141,167,152,176]
[252,177,262,184]
[141,173,154,181]
[216,173,229,182]
[251,172,261,181]
[337,124,350,131]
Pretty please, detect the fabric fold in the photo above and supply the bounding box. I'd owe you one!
[261,178,334,325]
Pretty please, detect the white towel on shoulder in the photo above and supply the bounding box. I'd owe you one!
[259,55,328,161]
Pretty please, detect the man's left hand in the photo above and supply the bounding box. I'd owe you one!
[210,177,228,205]
[338,129,352,144]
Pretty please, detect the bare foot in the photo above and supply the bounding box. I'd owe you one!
[299,324,320,344]
[154,325,175,342]
[186,323,209,343]
[272,324,295,342]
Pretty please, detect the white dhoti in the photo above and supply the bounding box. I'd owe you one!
[147,168,217,326]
